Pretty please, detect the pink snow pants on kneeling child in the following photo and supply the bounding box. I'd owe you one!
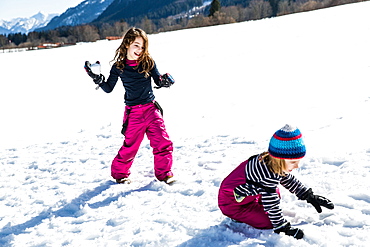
[218,160,274,229]
[111,102,173,181]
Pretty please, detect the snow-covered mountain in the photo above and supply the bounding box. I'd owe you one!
[0,12,57,35]
[0,26,9,35]
[37,0,115,32]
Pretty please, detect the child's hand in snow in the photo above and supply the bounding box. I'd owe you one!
[274,222,304,239]
[304,188,334,213]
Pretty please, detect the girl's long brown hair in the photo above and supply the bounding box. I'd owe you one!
[112,27,154,77]
[259,152,287,176]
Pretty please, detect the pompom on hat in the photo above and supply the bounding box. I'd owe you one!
[268,124,306,159]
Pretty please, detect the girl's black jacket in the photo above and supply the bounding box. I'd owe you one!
[99,63,161,106]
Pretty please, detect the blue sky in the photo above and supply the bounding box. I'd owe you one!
[0,0,83,20]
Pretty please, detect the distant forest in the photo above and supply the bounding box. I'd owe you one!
[0,0,365,49]
[93,0,204,23]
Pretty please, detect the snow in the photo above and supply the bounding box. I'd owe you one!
[1,2,370,246]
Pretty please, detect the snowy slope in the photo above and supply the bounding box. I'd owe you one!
[1,2,370,246]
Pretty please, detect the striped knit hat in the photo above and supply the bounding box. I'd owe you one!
[268,124,306,159]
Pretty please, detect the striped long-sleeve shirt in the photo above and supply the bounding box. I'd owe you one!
[234,155,309,228]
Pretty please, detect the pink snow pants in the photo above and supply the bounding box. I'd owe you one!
[111,101,173,181]
[218,160,274,229]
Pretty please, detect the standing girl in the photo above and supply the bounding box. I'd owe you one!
[218,124,334,239]
[84,27,175,185]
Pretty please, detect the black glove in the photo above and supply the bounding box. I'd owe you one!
[154,73,175,89]
[274,222,304,239]
[84,61,105,84]
[304,188,334,213]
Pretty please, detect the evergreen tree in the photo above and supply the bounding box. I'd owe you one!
[7,33,27,45]
[209,0,221,17]
[269,0,279,17]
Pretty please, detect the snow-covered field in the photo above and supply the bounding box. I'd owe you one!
[1,2,370,246]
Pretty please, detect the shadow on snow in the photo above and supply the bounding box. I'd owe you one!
[176,219,276,247]
[0,180,156,246]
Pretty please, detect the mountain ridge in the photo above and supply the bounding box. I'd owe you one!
[36,0,115,32]
[0,12,57,35]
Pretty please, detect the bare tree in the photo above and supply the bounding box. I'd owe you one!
[249,0,273,20]
[222,6,242,22]
[138,17,156,34]
[0,35,8,47]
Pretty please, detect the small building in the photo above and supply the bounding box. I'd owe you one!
[37,43,61,49]
[106,36,122,41]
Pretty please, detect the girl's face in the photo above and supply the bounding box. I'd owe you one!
[126,36,144,60]
[284,159,302,173]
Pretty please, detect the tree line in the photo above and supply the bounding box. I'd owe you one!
[0,0,364,49]
[95,0,203,23]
